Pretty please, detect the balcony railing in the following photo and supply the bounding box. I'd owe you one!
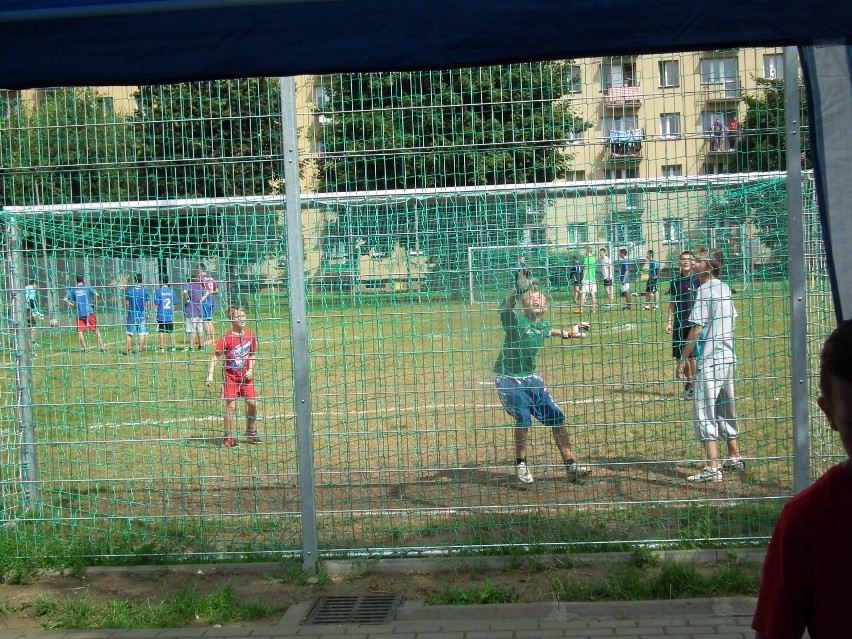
[608,128,644,159]
[706,131,740,153]
[605,84,641,107]
[700,81,742,102]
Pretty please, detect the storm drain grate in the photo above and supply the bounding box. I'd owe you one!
[303,595,404,624]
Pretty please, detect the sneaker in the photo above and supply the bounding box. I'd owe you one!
[622,306,630,311]
[687,466,723,482]
[566,463,592,480]
[223,436,238,448]
[169,347,177,352]
[516,462,534,485]
[643,305,651,310]
[245,432,262,444]
[722,457,746,472]
[684,382,694,399]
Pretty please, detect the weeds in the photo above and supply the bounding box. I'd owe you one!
[35,583,274,629]
[426,580,519,605]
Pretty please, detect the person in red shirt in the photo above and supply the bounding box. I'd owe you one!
[205,307,259,448]
[752,319,852,638]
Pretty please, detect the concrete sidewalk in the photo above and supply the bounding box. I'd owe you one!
[0,597,763,639]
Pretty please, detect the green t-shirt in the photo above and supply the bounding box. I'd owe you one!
[494,306,550,377]
[582,254,597,281]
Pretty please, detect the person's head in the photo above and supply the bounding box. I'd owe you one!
[692,248,721,280]
[76,275,84,285]
[818,320,852,461]
[585,248,592,256]
[599,248,607,257]
[518,255,525,263]
[619,249,627,258]
[520,287,548,321]
[198,265,207,278]
[679,251,694,276]
[161,276,170,286]
[572,256,579,263]
[134,273,143,285]
[228,307,247,329]
[646,249,654,260]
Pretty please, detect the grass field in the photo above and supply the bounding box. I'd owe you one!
[0,279,841,560]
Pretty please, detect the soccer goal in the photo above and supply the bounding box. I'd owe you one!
[467,241,612,304]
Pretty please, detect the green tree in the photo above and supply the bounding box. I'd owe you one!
[315,64,590,191]
[0,87,133,208]
[312,64,591,293]
[134,78,283,199]
[740,77,811,172]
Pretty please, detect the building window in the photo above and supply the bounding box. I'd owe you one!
[568,65,582,93]
[568,129,584,145]
[763,54,784,80]
[703,162,728,175]
[605,168,639,180]
[700,57,739,85]
[96,97,114,117]
[660,113,681,139]
[602,59,637,90]
[603,116,639,134]
[664,219,684,243]
[658,60,680,87]
[568,170,586,182]
[607,214,643,246]
[567,223,589,245]
[662,165,683,178]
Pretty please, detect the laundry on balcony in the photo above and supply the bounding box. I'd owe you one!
[609,128,644,157]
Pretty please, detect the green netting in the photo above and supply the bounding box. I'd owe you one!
[0,49,837,562]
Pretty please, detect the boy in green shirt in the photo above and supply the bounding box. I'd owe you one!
[494,274,593,485]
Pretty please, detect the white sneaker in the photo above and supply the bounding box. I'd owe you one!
[722,457,746,472]
[566,463,592,480]
[687,466,723,482]
[516,462,534,485]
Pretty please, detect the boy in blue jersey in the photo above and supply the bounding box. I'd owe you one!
[618,248,632,310]
[64,275,105,352]
[124,273,152,355]
[643,249,660,310]
[154,276,179,352]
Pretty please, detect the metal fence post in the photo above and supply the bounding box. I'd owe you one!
[5,214,40,510]
[279,76,319,570]
[785,47,809,494]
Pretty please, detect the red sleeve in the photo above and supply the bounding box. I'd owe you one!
[752,507,809,638]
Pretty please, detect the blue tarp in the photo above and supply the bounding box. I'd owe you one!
[0,0,851,89]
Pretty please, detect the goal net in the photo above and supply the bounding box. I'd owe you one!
[467,241,613,304]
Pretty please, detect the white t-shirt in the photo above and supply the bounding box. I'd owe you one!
[688,278,737,364]
[599,256,613,280]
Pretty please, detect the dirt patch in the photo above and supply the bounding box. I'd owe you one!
[0,555,763,631]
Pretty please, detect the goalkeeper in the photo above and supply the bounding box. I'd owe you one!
[494,270,592,486]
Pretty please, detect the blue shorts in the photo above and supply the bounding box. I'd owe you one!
[202,304,214,321]
[126,319,147,336]
[495,375,565,428]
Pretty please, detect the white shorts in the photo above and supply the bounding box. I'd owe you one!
[581,281,597,294]
[621,283,631,293]
[693,360,739,442]
[185,317,204,334]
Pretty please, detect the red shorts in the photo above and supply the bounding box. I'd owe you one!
[221,376,256,400]
[76,314,98,331]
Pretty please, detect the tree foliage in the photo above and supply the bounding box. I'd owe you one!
[133,78,283,199]
[0,87,132,207]
[314,63,591,192]
[740,77,811,173]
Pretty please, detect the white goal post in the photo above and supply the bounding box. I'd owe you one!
[467,241,614,304]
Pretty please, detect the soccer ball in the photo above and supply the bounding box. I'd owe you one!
[49,318,59,328]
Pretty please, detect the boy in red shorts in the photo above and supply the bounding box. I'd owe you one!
[205,307,259,448]
[64,275,105,352]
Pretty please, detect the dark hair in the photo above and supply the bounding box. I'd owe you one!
[76,275,84,284]
[162,276,170,285]
[619,248,627,256]
[680,251,693,260]
[647,249,654,257]
[820,320,852,402]
[134,273,143,284]
[708,249,723,277]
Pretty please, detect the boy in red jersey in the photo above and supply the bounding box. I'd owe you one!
[205,307,259,448]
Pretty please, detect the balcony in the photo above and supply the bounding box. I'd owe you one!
[607,128,644,161]
[605,84,641,107]
[705,132,740,154]
[700,81,742,103]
